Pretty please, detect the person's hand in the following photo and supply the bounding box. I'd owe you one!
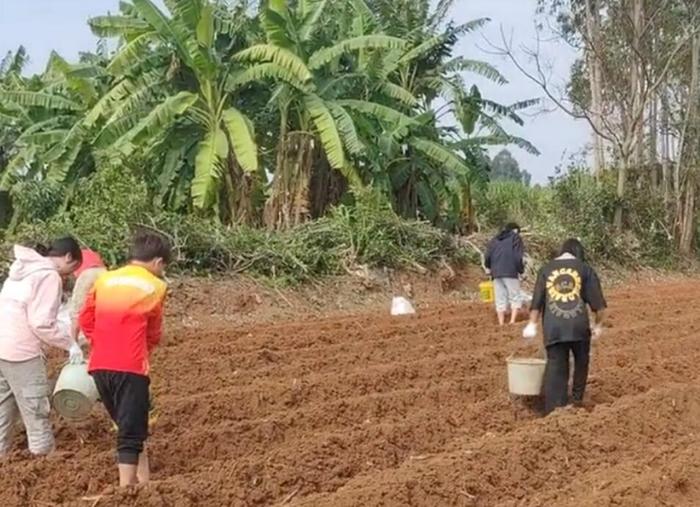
[484,268,491,276]
[591,324,603,340]
[522,322,538,340]
[68,342,84,365]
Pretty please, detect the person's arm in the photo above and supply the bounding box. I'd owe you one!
[523,268,546,332]
[484,240,493,272]
[146,296,165,352]
[78,288,97,344]
[583,266,607,337]
[27,273,73,351]
[514,235,525,275]
[592,309,606,327]
[69,271,92,341]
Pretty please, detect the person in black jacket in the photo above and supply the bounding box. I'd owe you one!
[523,238,606,414]
[484,223,525,325]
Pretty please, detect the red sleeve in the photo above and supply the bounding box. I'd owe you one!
[79,288,97,343]
[146,297,165,352]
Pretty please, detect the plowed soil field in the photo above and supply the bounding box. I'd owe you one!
[1,278,700,506]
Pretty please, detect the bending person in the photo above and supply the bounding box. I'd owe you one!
[0,238,84,456]
[485,223,525,325]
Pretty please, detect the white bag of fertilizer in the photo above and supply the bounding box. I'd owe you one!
[57,304,71,339]
[391,296,415,316]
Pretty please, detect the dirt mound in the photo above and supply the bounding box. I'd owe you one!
[1,278,699,506]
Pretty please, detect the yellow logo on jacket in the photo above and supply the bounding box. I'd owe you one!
[546,268,584,319]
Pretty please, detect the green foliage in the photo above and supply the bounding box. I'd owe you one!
[13,0,674,282]
[489,149,531,185]
[159,189,451,284]
[477,168,676,267]
[11,165,150,266]
[548,169,620,259]
[5,182,453,284]
[9,180,64,226]
[476,180,551,229]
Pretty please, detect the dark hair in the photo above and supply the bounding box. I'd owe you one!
[504,222,520,233]
[560,238,586,262]
[35,236,82,263]
[129,230,172,264]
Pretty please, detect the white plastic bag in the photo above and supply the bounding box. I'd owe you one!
[57,304,71,339]
[390,296,415,316]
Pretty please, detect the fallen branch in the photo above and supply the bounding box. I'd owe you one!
[281,488,300,504]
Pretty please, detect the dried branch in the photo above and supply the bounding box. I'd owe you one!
[481,25,619,145]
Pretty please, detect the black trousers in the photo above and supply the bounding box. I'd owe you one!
[92,371,150,465]
[543,340,590,415]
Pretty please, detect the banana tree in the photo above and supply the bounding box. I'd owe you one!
[347,0,539,232]
[0,51,112,219]
[88,0,260,223]
[229,0,417,229]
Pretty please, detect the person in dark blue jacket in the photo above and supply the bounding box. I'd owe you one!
[485,223,525,325]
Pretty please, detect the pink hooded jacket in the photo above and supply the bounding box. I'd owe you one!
[0,245,73,361]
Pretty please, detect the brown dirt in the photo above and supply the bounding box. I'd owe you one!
[1,273,700,506]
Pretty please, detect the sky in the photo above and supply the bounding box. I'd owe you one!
[0,0,590,184]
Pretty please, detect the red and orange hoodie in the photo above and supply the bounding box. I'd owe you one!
[79,264,167,377]
[74,248,105,278]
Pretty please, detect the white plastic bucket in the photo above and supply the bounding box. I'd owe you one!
[52,363,99,421]
[506,357,546,396]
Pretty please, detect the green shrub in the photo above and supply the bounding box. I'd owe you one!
[475,180,552,230]
[10,166,151,266]
[8,180,64,230]
[473,168,676,268]
[548,169,622,260]
[3,186,451,284]
[1,164,678,283]
[156,189,453,284]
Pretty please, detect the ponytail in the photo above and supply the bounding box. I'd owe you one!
[36,236,82,264]
[34,243,50,256]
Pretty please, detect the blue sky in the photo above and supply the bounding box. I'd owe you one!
[0,0,590,183]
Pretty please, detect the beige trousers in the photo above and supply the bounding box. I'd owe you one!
[0,356,54,456]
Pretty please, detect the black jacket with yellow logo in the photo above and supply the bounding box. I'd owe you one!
[531,257,606,346]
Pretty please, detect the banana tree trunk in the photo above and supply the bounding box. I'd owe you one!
[309,155,347,218]
[458,181,476,235]
[264,131,315,229]
[219,138,259,226]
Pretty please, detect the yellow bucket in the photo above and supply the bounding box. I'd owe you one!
[479,280,494,303]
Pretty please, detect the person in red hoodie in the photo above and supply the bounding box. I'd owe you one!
[68,248,106,345]
[79,231,170,487]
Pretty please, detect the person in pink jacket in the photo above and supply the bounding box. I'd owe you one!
[0,237,84,456]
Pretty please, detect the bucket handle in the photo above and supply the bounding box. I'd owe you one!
[509,340,546,361]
